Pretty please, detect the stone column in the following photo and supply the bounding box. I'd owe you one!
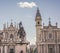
[40,45,41,53]
[3,45,5,53]
[38,45,40,53]
[45,45,47,53]
[40,45,42,53]
[41,45,43,53]
[44,44,47,53]
[47,45,48,53]
[55,44,57,53]
[57,45,59,53]
[7,45,9,53]
[42,45,44,53]
[1,46,3,53]
[0,46,1,53]
[0,46,2,53]
[5,46,8,53]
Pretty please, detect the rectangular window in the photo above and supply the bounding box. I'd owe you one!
[10,49,14,53]
[48,45,55,53]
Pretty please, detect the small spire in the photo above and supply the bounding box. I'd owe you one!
[48,17,51,26]
[17,23,18,29]
[35,7,42,20]
[10,19,13,26]
[3,23,6,30]
[36,7,41,17]
[14,22,16,27]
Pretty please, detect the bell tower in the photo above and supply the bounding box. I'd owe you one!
[35,7,42,53]
[35,7,42,42]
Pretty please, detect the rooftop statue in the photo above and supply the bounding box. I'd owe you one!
[18,22,26,41]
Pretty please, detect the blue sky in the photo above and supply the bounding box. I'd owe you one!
[0,0,60,44]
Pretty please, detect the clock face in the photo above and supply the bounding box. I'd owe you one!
[37,17,40,19]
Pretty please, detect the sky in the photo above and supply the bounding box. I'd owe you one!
[0,0,60,45]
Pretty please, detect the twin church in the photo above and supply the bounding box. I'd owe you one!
[0,22,29,53]
[0,7,60,53]
[35,8,60,53]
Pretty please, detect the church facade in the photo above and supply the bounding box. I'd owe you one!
[0,21,29,53]
[35,8,60,53]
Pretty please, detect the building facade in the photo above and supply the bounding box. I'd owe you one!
[35,8,60,53]
[0,21,29,53]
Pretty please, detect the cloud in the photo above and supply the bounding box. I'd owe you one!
[17,2,37,8]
